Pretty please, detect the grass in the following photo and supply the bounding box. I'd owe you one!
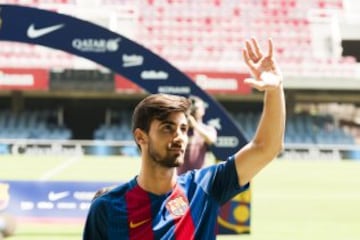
[8,222,82,240]
[1,155,360,240]
[239,159,360,240]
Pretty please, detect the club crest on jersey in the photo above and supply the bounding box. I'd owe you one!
[166,196,189,217]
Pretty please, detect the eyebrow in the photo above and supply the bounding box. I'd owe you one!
[160,120,175,125]
[160,120,188,128]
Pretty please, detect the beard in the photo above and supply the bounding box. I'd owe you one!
[148,139,183,168]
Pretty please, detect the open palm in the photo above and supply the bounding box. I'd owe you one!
[242,38,282,92]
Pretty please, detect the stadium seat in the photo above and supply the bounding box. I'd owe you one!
[1,0,356,76]
[0,110,72,140]
[231,111,356,146]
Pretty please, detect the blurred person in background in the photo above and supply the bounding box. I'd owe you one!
[176,95,217,175]
[0,214,16,239]
[83,38,285,240]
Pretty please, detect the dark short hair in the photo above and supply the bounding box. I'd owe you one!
[132,93,191,134]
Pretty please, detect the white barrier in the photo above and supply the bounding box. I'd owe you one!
[0,139,138,156]
[280,143,360,161]
[0,139,359,160]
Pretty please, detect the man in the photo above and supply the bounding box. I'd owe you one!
[177,95,217,175]
[83,38,285,240]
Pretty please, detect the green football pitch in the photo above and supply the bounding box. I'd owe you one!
[1,154,360,240]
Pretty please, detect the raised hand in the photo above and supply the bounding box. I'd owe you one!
[242,38,283,92]
[187,114,196,128]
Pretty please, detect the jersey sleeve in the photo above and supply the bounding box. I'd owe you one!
[83,197,108,240]
[193,155,249,205]
[212,156,249,204]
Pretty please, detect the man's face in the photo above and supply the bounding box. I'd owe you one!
[146,112,189,168]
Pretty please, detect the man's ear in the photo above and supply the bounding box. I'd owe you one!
[134,128,147,145]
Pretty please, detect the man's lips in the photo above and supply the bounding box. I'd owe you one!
[169,146,185,154]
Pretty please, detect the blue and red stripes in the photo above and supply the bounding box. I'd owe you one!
[168,184,195,240]
[125,185,154,240]
[125,183,196,240]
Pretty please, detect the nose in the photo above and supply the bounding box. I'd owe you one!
[173,128,187,144]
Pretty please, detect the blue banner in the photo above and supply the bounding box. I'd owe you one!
[0,180,119,218]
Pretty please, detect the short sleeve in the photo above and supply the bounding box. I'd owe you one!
[191,156,249,205]
[211,156,250,205]
[83,197,108,240]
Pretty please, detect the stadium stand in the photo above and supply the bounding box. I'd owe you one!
[0,42,75,69]
[0,109,72,140]
[231,110,356,145]
[1,0,359,155]
[1,0,358,77]
[93,109,138,156]
[91,108,356,148]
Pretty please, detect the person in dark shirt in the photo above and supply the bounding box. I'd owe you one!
[177,95,217,175]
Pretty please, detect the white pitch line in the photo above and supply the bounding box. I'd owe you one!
[39,155,82,181]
